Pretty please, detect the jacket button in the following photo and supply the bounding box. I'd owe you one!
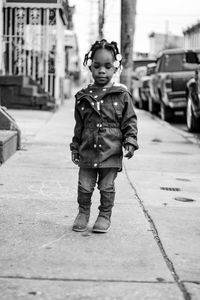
[94,163,98,167]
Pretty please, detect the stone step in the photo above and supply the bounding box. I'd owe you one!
[0,75,56,110]
[0,130,18,164]
[0,75,29,86]
[20,85,38,96]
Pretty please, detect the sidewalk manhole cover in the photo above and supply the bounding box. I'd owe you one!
[175,197,195,202]
[160,187,180,192]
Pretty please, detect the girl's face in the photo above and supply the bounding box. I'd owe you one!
[90,49,116,87]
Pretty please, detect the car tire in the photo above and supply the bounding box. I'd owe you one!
[160,102,174,122]
[148,95,156,113]
[148,95,160,114]
[138,98,144,110]
[138,89,146,110]
[139,99,148,110]
[186,96,200,132]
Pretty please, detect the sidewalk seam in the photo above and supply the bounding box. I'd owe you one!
[0,276,175,284]
[124,164,192,300]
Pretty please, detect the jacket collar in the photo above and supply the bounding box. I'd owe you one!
[75,84,129,101]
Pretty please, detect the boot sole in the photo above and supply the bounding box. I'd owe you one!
[72,226,88,232]
[92,226,110,233]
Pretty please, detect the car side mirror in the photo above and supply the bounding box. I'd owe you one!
[185,51,199,64]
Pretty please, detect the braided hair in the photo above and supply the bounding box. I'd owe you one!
[83,39,122,69]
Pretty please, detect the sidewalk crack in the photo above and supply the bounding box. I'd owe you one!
[124,164,191,300]
[0,275,175,284]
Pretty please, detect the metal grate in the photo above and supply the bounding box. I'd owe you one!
[176,178,190,182]
[160,187,181,192]
[175,197,195,202]
[152,138,162,143]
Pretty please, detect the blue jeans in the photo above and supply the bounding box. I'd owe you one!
[78,168,118,194]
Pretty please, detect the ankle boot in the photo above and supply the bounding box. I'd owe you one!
[72,191,92,232]
[93,192,115,233]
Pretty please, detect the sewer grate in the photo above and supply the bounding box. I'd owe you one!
[152,138,162,143]
[175,197,195,202]
[176,178,190,182]
[160,187,181,192]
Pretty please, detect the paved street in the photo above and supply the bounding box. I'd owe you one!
[0,91,200,300]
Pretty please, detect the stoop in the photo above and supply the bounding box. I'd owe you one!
[0,130,18,164]
[0,106,21,165]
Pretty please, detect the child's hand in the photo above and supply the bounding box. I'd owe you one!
[72,152,80,165]
[124,144,135,159]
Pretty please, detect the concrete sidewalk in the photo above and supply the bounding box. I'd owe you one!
[0,94,200,300]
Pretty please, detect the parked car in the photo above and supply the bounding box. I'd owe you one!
[133,58,156,71]
[185,51,200,132]
[148,48,200,121]
[131,62,156,109]
[132,65,147,109]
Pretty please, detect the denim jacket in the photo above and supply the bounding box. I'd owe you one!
[70,84,138,169]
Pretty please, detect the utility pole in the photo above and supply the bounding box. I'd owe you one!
[120,0,137,90]
[98,0,105,40]
[0,0,3,74]
[164,20,169,49]
[89,0,98,45]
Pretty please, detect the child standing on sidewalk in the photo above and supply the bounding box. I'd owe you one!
[70,39,138,233]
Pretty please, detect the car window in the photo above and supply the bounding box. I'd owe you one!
[163,54,182,72]
[161,53,198,72]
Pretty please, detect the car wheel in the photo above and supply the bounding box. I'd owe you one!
[138,99,144,109]
[186,96,200,132]
[138,89,145,110]
[148,95,155,113]
[160,102,174,122]
[139,98,148,110]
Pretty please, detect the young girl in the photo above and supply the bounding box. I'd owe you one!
[70,39,138,233]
